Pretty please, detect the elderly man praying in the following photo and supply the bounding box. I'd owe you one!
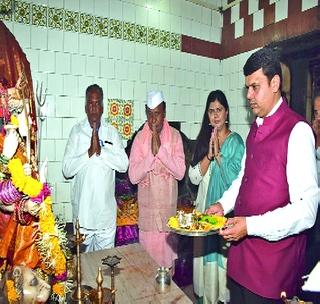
[128,90,185,271]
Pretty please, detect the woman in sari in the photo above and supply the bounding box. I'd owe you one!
[189,90,245,303]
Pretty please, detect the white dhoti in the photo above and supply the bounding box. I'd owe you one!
[81,227,116,252]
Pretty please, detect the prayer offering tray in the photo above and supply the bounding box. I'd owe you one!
[168,226,219,237]
[167,212,226,237]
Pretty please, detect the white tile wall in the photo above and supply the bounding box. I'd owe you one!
[231,3,240,24]
[275,0,288,23]
[135,5,148,26]
[121,80,134,99]
[13,23,31,48]
[49,0,63,7]
[170,14,182,32]
[234,18,244,39]
[301,0,318,11]
[94,0,109,16]
[48,29,64,52]
[93,36,109,58]
[147,45,160,65]
[64,0,79,11]
[79,34,94,55]
[63,31,79,53]
[55,139,68,160]
[158,48,171,67]
[56,52,71,75]
[39,50,56,72]
[110,0,123,20]
[253,9,264,32]
[210,26,222,43]
[148,8,159,28]
[109,38,123,59]
[212,10,222,28]
[107,79,121,98]
[248,0,259,15]
[55,182,71,205]
[122,41,135,62]
[31,26,48,50]
[202,7,212,25]
[56,96,72,117]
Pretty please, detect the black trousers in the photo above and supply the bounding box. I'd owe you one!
[228,277,283,304]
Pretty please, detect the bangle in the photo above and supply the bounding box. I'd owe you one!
[206,154,212,161]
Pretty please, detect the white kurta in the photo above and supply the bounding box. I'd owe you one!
[189,163,211,299]
[62,118,128,249]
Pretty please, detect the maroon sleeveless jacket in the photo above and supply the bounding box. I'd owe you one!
[228,101,306,299]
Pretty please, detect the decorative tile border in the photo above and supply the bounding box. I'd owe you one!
[0,0,12,21]
[0,0,181,51]
[48,7,63,29]
[14,1,30,24]
[32,4,47,27]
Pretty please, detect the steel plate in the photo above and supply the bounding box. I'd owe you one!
[168,226,219,237]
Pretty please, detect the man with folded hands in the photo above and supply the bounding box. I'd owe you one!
[128,90,185,271]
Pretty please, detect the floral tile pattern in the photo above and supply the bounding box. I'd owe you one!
[135,24,147,44]
[109,18,122,39]
[32,4,47,27]
[48,7,63,30]
[94,16,108,36]
[14,1,30,24]
[80,13,93,34]
[147,27,159,46]
[64,9,79,32]
[107,99,134,140]
[123,22,135,42]
[170,33,181,50]
[7,1,183,51]
[159,30,170,49]
[0,0,13,21]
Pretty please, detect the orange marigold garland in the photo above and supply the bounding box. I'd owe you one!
[6,279,20,303]
[8,158,70,302]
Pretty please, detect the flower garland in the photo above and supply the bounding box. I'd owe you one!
[5,279,19,304]
[7,158,69,302]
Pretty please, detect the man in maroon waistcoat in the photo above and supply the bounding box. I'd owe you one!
[207,47,319,303]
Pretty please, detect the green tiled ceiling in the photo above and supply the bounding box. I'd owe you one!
[2,1,181,51]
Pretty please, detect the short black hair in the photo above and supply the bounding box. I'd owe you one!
[85,84,103,106]
[243,47,282,85]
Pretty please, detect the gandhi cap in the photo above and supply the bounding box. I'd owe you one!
[146,90,164,109]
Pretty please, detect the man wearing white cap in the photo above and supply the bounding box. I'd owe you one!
[129,90,186,269]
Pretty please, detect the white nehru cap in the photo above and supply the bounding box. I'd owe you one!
[146,90,164,109]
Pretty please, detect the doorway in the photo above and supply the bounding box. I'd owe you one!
[268,30,320,123]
